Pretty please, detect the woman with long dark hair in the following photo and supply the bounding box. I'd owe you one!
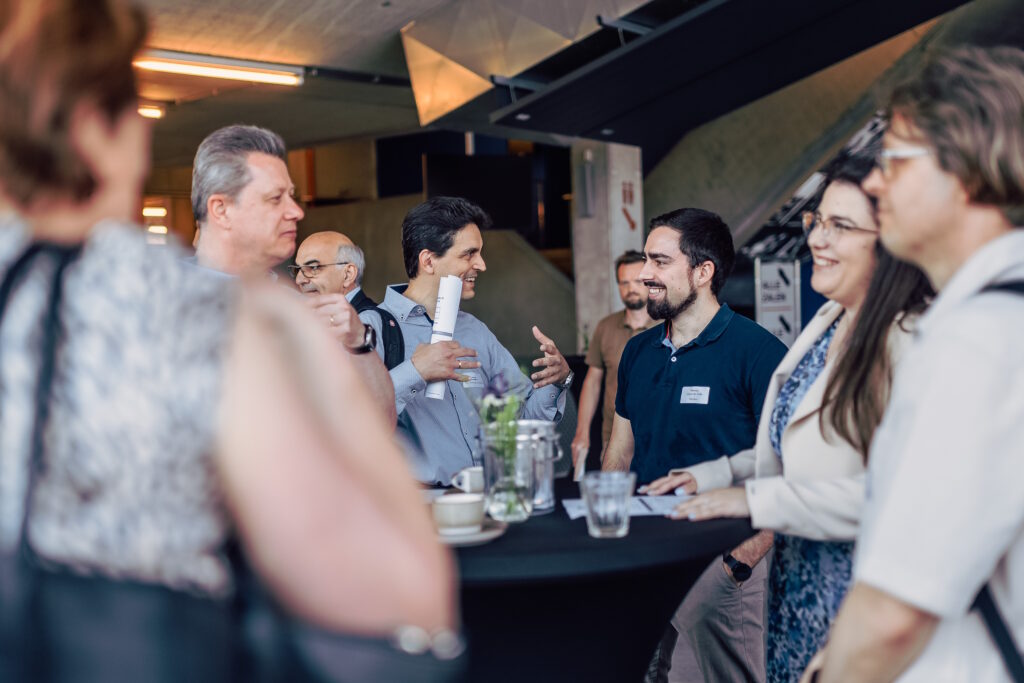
[644,150,932,682]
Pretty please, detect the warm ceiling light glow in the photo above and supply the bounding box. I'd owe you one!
[133,49,304,86]
[138,104,165,119]
[142,206,167,218]
[147,225,168,235]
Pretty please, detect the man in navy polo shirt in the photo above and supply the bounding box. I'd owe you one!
[604,207,784,683]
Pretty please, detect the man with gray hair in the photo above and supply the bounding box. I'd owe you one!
[190,126,396,424]
[293,231,405,370]
[192,124,303,277]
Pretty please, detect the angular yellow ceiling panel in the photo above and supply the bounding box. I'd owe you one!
[402,0,647,124]
[401,32,493,125]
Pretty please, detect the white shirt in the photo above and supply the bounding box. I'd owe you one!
[855,230,1024,682]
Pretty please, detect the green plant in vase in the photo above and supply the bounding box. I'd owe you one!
[476,373,532,522]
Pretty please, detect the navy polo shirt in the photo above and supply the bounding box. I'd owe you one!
[615,304,787,485]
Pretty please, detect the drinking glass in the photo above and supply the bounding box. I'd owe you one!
[580,471,636,538]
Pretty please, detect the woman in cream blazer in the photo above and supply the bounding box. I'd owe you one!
[672,299,912,540]
[644,154,932,683]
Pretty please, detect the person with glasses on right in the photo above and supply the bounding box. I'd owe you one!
[801,45,1024,683]
[644,150,932,683]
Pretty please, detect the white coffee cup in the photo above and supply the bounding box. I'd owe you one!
[450,465,484,493]
[433,493,485,535]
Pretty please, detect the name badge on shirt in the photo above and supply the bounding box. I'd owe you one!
[462,370,485,388]
[680,386,710,405]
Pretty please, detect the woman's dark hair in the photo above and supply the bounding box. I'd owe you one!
[647,207,735,296]
[817,152,933,461]
[401,196,492,278]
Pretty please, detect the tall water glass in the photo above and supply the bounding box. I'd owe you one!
[580,471,636,538]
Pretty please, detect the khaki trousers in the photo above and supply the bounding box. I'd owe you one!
[647,553,769,683]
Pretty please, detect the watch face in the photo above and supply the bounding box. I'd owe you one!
[725,555,753,581]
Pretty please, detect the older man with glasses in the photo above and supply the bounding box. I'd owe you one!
[293,231,406,373]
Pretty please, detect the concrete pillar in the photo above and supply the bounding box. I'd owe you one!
[571,141,644,353]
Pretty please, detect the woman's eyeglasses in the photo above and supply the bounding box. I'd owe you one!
[801,212,878,240]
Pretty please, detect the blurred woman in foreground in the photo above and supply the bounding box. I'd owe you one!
[0,1,456,680]
[644,151,932,682]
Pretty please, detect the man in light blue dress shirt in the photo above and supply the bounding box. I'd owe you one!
[367,197,573,484]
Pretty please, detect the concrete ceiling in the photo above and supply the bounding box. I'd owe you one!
[138,0,449,76]
[148,77,421,166]
[136,0,450,166]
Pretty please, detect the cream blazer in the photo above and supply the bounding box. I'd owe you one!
[682,301,914,541]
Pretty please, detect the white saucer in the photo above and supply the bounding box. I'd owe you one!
[437,519,508,547]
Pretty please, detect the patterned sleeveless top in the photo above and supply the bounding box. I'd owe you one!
[0,217,238,596]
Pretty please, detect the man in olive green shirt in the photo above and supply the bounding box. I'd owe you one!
[571,250,656,468]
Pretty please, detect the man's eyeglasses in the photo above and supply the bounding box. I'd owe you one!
[287,262,350,278]
[876,146,931,176]
[801,212,878,240]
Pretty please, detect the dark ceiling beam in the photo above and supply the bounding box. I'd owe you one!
[306,66,411,88]
[489,0,973,171]
[595,14,654,36]
[489,75,548,95]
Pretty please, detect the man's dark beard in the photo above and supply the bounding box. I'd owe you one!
[624,296,646,311]
[647,288,697,320]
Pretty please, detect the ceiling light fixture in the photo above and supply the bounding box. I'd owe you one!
[133,49,304,87]
[146,225,169,235]
[142,206,167,218]
[137,103,165,119]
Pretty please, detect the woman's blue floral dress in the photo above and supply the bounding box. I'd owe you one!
[765,317,853,683]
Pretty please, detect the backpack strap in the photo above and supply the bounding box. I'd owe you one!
[971,279,1024,681]
[973,583,1024,682]
[351,290,406,371]
[981,279,1024,295]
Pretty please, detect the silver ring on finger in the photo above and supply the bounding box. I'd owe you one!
[457,360,462,369]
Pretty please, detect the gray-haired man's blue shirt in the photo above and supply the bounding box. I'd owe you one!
[367,284,566,484]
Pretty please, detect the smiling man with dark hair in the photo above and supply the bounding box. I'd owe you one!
[604,207,785,683]
[368,196,573,484]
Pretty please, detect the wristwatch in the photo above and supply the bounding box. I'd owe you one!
[347,323,377,355]
[722,552,753,581]
[558,370,575,390]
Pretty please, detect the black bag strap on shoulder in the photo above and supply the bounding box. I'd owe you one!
[1,245,242,683]
[981,279,1024,295]
[0,243,82,681]
[973,583,1024,682]
[351,290,405,371]
[974,278,1024,682]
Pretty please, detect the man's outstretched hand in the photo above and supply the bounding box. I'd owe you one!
[530,325,570,389]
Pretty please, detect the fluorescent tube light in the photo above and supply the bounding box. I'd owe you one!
[133,49,304,86]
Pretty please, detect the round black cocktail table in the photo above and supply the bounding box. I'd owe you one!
[454,478,754,682]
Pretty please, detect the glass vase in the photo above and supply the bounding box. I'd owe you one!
[479,421,534,522]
